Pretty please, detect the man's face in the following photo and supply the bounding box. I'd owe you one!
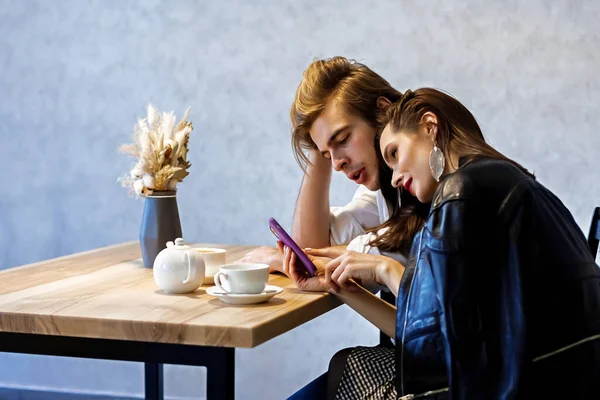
[310,101,380,191]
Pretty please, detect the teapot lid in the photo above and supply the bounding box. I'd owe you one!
[166,238,191,250]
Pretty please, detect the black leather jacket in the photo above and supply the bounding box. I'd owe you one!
[395,157,600,399]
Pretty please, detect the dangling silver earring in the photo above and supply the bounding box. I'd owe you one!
[397,188,403,206]
[429,141,445,182]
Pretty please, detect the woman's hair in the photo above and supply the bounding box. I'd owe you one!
[290,56,402,169]
[369,88,532,253]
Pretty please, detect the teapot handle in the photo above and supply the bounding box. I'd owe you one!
[182,250,197,284]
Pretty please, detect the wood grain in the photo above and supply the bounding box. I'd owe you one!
[0,242,340,348]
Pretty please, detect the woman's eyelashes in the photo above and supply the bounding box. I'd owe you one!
[385,146,397,163]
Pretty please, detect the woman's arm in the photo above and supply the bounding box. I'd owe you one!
[333,285,397,338]
[282,245,400,337]
[429,198,527,399]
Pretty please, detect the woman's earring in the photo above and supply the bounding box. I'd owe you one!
[429,141,445,182]
[397,188,403,206]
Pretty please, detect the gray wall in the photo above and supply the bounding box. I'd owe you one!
[1,0,599,398]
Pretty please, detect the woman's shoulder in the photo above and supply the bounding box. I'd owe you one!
[432,157,535,210]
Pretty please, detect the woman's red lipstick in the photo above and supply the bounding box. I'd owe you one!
[403,178,413,196]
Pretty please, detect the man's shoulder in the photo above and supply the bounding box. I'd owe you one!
[351,185,380,204]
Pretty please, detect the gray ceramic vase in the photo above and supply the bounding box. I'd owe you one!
[139,190,183,268]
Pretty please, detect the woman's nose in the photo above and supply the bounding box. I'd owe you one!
[392,172,403,188]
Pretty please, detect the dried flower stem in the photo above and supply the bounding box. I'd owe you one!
[118,104,193,197]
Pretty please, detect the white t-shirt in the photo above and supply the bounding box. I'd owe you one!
[329,185,408,266]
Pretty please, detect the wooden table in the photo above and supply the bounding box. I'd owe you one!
[0,242,341,399]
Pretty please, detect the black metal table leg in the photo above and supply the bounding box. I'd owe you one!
[206,347,235,400]
[145,362,164,400]
[0,332,236,400]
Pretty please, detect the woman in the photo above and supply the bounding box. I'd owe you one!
[285,88,600,399]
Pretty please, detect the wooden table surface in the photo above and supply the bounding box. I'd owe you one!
[0,242,340,348]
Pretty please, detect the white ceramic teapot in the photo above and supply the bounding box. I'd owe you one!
[153,238,205,293]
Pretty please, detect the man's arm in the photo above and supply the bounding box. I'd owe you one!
[291,151,332,248]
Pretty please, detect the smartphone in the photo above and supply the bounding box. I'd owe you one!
[269,217,317,277]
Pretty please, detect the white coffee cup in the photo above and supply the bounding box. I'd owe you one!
[193,248,227,276]
[213,263,269,294]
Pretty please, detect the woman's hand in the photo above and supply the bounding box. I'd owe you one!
[279,241,335,292]
[306,248,405,294]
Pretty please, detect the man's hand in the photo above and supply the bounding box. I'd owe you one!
[236,246,283,274]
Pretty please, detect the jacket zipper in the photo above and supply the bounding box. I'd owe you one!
[532,333,600,362]
[399,386,450,399]
[400,229,424,396]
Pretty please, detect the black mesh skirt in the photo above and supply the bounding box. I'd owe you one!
[335,346,396,400]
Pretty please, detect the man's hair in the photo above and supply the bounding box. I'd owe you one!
[290,56,402,170]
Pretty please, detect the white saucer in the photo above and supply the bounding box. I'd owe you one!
[206,285,283,305]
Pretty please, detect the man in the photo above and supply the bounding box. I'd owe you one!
[238,56,405,272]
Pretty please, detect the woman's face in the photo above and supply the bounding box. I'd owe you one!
[379,116,441,203]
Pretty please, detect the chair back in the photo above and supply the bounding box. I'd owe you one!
[379,291,395,347]
[588,207,600,259]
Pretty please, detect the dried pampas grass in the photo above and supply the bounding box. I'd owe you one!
[118,104,193,197]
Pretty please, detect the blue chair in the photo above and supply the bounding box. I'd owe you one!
[287,348,353,399]
[287,373,327,400]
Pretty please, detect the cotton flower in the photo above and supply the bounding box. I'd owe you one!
[143,174,155,189]
[131,163,143,178]
[133,179,144,195]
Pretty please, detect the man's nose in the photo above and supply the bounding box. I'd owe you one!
[332,153,349,172]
